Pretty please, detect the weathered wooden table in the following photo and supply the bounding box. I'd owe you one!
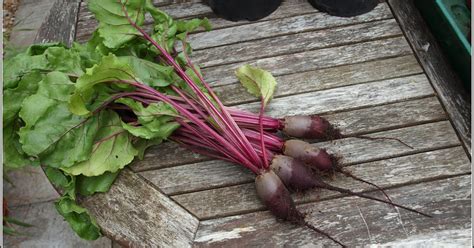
[38,0,471,246]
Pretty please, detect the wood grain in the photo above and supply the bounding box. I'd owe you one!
[67,1,471,246]
[76,0,314,42]
[80,169,199,248]
[236,74,433,117]
[143,120,460,199]
[192,19,402,68]
[388,0,471,155]
[34,0,81,46]
[172,125,462,219]
[194,175,471,247]
[201,36,412,87]
[76,1,210,42]
[132,77,437,172]
[215,55,423,106]
[135,97,448,194]
[187,3,392,50]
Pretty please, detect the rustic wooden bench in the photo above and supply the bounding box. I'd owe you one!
[37,0,471,246]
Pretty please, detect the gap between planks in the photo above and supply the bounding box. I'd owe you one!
[171,146,469,220]
[193,19,401,69]
[212,54,423,106]
[193,175,471,247]
[133,95,444,172]
[187,3,393,50]
[76,0,314,39]
[201,36,414,88]
[194,171,470,222]
[75,1,392,47]
[140,120,460,197]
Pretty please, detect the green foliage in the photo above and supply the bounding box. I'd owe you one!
[88,0,146,49]
[3,0,211,241]
[55,197,101,240]
[77,172,120,196]
[118,98,180,140]
[62,111,138,177]
[235,65,277,107]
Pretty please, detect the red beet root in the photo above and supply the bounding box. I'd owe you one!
[269,159,431,217]
[282,115,342,140]
[255,170,303,221]
[255,170,346,247]
[283,139,333,170]
[270,155,317,191]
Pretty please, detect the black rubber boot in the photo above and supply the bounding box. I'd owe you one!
[307,0,379,17]
[206,0,283,22]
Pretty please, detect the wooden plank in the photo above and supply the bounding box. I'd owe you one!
[34,0,81,46]
[76,1,210,42]
[139,96,448,191]
[194,175,471,247]
[143,120,459,198]
[202,0,317,31]
[80,169,199,247]
[187,3,392,50]
[8,0,56,48]
[192,19,402,68]
[236,74,433,116]
[171,123,464,219]
[78,0,207,23]
[215,55,423,106]
[78,0,386,44]
[77,0,312,40]
[388,0,471,155]
[202,36,412,87]
[132,76,436,172]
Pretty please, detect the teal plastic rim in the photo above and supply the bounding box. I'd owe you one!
[436,0,472,55]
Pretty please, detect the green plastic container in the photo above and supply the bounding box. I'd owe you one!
[415,0,471,89]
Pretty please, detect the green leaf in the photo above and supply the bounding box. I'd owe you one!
[88,0,146,49]
[133,138,162,159]
[3,226,23,236]
[3,124,39,169]
[4,44,83,89]
[4,217,33,227]
[77,171,120,196]
[118,56,174,87]
[3,71,42,127]
[69,54,136,116]
[55,196,101,240]
[176,18,211,34]
[45,167,76,198]
[235,65,277,107]
[18,72,99,168]
[62,111,138,176]
[117,98,180,139]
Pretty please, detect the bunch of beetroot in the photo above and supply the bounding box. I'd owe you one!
[3,0,430,244]
[104,3,431,246]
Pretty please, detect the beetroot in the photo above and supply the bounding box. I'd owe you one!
[282,115,342,140]
[255,170,346,246]
[270,155,316,191]
[283,139,334,170]
[269,156,431,217]
[255,170,302,221]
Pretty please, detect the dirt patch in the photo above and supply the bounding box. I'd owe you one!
[4,0,20,41]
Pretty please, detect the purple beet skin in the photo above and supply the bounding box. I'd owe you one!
[283,139,334,170]
[282,115,341,140]
[270,155,318,191]
[255,170,303,222]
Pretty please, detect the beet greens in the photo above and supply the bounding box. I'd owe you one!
[3,0,429,244]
